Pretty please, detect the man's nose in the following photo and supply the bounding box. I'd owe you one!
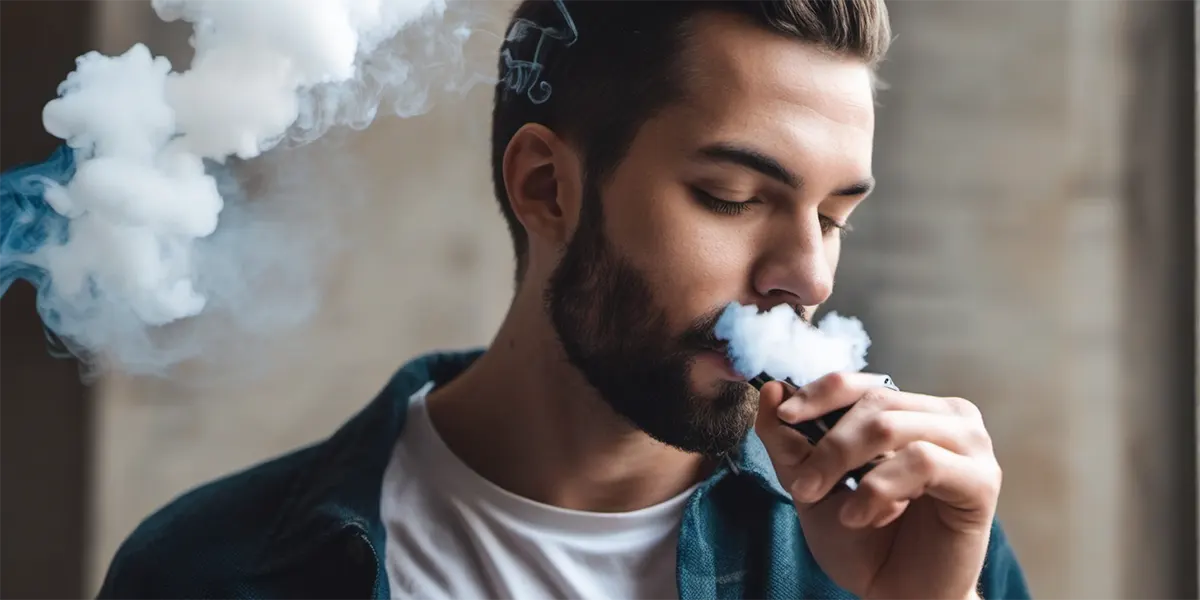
[751,217,834,308]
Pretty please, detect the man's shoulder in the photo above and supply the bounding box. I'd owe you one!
[95,349,486,598]
[97,443,324,598]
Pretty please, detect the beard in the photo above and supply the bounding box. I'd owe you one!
[543,185,757,457]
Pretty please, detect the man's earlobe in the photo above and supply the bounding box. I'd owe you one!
[503,124,582,249]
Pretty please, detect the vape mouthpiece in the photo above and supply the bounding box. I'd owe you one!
[749,372,899,495]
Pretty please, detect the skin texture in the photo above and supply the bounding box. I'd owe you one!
[426,11,997,600]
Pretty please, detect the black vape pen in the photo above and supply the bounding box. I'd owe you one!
[748,373,899,495]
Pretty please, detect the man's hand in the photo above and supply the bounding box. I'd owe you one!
[755,372,1002,600]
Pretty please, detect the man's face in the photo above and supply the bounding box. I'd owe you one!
[545,14,877,456]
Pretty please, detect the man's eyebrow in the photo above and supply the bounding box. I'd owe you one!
[696,143,875,198]
[697,143,801,189]
[834,177,875,197]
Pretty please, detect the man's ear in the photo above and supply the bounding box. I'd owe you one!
[502,123,584,251]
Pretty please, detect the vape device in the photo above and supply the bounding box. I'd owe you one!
[748,373,899,495]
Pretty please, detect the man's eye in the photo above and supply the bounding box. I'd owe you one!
[691,187,755,216]
[820,215,853,238]
[691,187,852,236]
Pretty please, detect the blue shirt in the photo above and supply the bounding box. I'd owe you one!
[97,349,1031,599]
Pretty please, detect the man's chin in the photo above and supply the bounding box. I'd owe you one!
[675,392,758,457]
[672,422,753,458]
[608,384,755,457]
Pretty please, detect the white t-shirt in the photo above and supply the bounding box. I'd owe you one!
[381,383,695,600]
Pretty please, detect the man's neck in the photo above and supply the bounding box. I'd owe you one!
[424,292,710,513]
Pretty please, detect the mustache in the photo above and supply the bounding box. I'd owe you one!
[681,303,807,353]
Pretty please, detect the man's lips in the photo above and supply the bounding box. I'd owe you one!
[697,346,745,381]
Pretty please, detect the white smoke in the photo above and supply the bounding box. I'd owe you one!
[13,0,492,377]
[714,302,872,386]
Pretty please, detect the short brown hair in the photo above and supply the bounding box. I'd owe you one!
[490,0,891,280]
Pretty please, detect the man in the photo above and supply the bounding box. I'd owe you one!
[99,1,1031,598]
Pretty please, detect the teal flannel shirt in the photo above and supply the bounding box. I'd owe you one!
[97,350,1031,599]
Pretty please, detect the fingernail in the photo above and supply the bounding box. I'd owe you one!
[875,374,899,391]
[792,469,822,502]
[778,399,802,423]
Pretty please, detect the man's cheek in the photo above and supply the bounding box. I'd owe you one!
[825,238,843,276]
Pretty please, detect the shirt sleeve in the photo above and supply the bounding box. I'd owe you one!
[978,518,1032,600]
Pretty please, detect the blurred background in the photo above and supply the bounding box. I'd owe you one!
[1,0,1196,598]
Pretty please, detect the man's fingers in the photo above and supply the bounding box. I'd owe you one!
[837,441,1000,531]
[791,410,990,503]
[755,381,815,473]
[777,373,980,425]
[756,379,787,412]
[776,372,878,423]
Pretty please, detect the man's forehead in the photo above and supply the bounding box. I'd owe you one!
[676,12,876,128]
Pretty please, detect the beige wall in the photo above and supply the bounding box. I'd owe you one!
[88,1,1197,597]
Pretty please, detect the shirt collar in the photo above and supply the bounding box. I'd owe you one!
[725,431,792,500]
[254,349,484,574]
[253,348,791,574]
